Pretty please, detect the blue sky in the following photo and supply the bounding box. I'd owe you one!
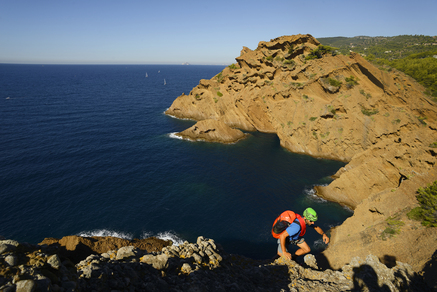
[1,0,436,65]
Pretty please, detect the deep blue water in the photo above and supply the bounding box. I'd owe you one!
[0,64,351,259]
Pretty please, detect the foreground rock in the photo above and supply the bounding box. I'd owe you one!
[0,236,432,291]
[175,119,246,143]
[39,236,172,264]
[165,34,437,273]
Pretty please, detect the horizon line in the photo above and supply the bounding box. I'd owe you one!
[0,62,231,66]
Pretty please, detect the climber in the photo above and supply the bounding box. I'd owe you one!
[276,208,329,260]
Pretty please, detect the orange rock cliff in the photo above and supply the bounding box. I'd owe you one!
[165,34,437,272]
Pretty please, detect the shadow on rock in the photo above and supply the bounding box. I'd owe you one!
[316,252,334,271]
[353,264,391,292]
[381,255,397,268]
[419,248,437,291]
[351,256,433,292]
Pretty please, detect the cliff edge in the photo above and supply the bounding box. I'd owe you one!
[165,34,437,273]
[0,236,432,291]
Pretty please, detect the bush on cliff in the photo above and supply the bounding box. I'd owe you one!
[228,63,239,70]
[306,45,338,60]
[408,181,437,227]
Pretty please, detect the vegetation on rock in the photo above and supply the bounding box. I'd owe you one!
[408,181,437,227]
[318,35,436,59]
[228,63,239,70]
[381,216,405,240]
[305,45,338,60]
[319,35,437,98]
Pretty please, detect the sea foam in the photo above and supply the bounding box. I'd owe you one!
[303,185,328,203]
[77,229,134,240]
[76,229,185,246]
[141,230,185,246]
[169,132,184,140]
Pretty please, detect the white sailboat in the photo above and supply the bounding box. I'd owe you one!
[164,79,166,85]
[145,72,148,77]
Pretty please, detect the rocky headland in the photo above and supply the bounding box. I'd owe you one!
[165,34,437,282]
[0,235,432,291]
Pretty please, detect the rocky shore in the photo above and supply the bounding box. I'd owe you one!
[165,34,437,277]
[0,235,432,291]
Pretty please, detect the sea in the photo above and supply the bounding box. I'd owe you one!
[0,64,352,260]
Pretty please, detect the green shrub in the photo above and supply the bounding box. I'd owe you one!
[407,181,437,227]
[407,207,424,221]
[217,91,223,97]
[228,63,239,70]
[216,71,223,82]
[345,76,359,84]
[328,78,342,87]
[381,216,405,240]
[417,116,427,126]
[309,117,317,121]
[306,45,338,60]
[213,97,218,103]
[429,142,437,148]
[361,107,379,116]
[266,56,274,61]
[414,181,437,227]
[327,105,336,114]
[345,76,359,89]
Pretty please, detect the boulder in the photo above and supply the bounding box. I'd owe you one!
[15,280,36,292]
[116,246,138,260]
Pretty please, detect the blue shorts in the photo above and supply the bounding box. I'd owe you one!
[277,237,305,254]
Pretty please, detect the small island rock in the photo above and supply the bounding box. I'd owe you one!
[176,119,246,143]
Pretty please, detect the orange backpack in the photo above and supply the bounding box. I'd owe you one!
[271,210,306,239]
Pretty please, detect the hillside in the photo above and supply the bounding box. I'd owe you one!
[318,35,437,97]
[318,35,437,60]
[165,34,437,276]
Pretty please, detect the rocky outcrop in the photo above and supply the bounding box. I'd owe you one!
[39,235,171,264]
[175,119,246,143]
[0,237,432,291]
[165,34,437,273]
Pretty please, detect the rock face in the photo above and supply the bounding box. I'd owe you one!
[165,34,437,273]
[0,237,432,291]
[175,119,246,143]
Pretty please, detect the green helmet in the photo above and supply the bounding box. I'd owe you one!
[303,208,318,222]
